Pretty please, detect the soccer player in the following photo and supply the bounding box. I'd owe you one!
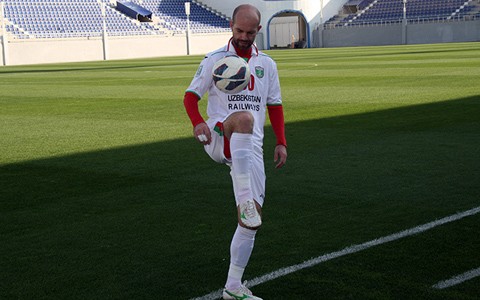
[183,4,287,300]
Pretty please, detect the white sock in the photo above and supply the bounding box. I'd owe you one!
[230,132,253,205]
[225,225,257,290]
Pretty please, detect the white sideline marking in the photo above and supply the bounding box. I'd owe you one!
[191,206,480,300]
[432,267,480,289]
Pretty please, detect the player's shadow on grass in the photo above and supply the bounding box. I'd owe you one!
[2,95,478,210]
[1,95,479,299]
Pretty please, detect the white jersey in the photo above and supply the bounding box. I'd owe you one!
[186,39,282,151]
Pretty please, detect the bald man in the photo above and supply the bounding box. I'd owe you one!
[184,4,287,299]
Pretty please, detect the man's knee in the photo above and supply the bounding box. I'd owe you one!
[236,111,254,128]
[225,111,254,135]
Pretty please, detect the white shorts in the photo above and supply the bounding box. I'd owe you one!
[204,120,266,207]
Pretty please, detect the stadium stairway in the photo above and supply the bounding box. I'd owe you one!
[325,0,479,27]
[457,0,480,19]
[131,0,230,34]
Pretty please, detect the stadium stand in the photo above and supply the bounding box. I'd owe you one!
[325,0,480,28]
[1,0,229,39]
[135,0,230,34]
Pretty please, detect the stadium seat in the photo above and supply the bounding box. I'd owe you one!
[325,0,476,27]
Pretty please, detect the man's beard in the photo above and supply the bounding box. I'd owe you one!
[233,38,252,50]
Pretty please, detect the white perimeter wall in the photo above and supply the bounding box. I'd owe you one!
[1,33,230,66]
[1,1,348,65]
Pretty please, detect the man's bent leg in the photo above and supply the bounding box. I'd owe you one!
[230,133,254,205]
[224,111,262,292]
[225,111,262,228]
[225,111,255,206]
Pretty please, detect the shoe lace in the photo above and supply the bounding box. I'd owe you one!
[239,282,252,296]
[244,201,257,219]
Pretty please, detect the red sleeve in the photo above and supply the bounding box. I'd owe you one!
[267,105,287,147]
[183,91,205,128]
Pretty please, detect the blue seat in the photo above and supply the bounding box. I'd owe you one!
[339,0,469,26]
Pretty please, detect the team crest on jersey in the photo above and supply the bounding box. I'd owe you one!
[195,65,203,77]
[255,66,264,78]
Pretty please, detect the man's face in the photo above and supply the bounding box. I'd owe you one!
[230,17,261,51]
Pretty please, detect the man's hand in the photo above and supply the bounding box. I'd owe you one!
[274,144,287,169]
[193,122,212,145]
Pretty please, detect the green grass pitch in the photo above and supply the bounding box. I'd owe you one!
[1,42,479,299]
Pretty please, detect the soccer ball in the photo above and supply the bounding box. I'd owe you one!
[212,55,250,94]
